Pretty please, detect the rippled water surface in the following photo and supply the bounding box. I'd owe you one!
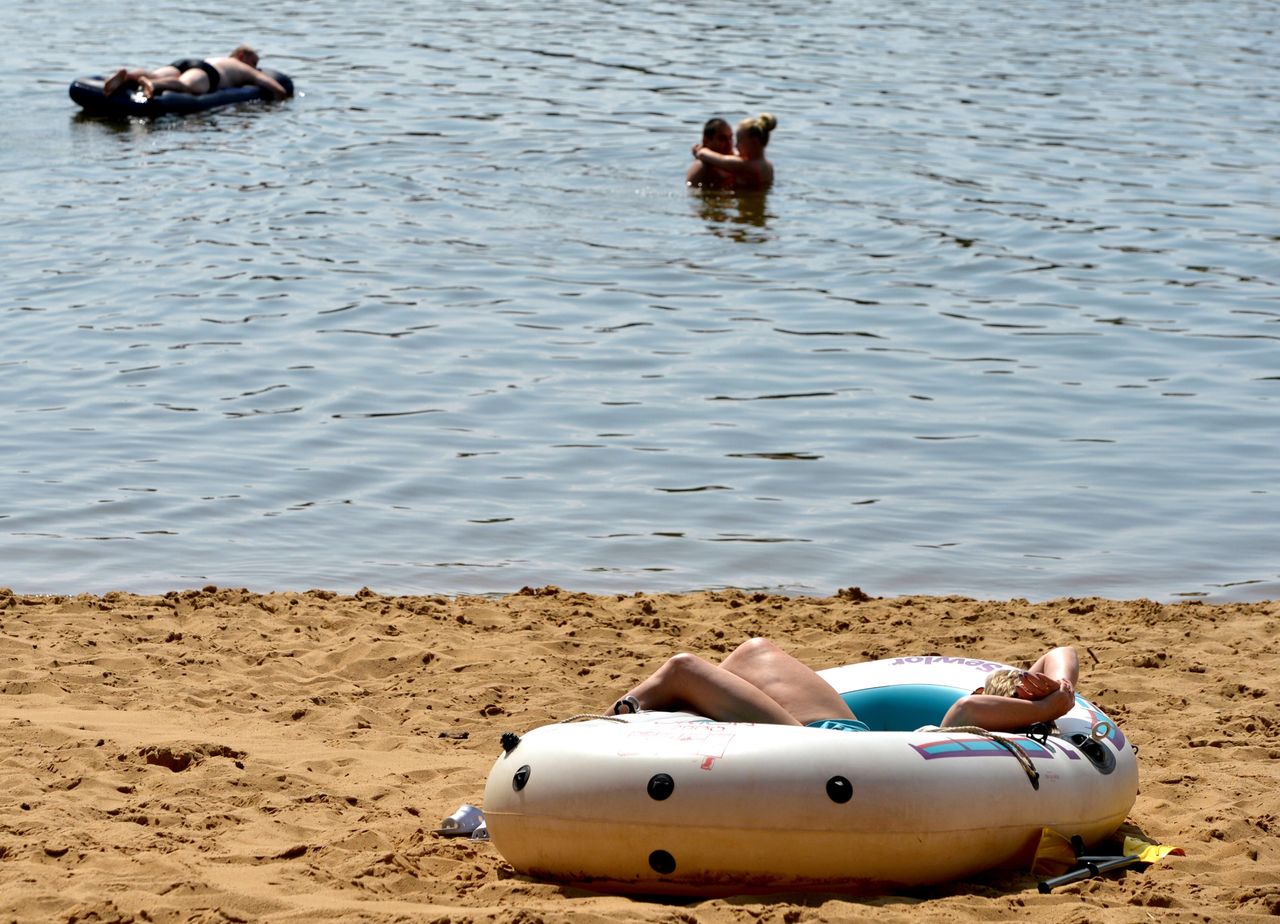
[2,1,1277,600]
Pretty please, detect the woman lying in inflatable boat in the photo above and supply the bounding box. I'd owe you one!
[608,639,1078,733]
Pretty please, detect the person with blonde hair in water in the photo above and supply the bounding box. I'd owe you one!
[101,45,289,101]
[690,112,777,191]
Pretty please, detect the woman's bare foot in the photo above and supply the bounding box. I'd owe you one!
[102,69,130,96]
[137,75,157,99]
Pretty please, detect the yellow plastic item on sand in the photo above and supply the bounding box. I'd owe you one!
[1032,829,1184,876]
[1122,835,1185,864]
[1031,828,1080,876]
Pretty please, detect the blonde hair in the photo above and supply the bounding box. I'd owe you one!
[740,112,777,147]
[983,668,1024,698]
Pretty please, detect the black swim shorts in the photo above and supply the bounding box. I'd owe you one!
[168,58,221,93]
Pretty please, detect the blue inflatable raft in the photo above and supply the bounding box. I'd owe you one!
[69,69,293,117]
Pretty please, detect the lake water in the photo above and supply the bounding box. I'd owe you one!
[2,1,1277,601]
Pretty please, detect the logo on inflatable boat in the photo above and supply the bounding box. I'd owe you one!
[891,655,1003,673]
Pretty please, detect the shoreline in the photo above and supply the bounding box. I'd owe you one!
[1,585,1276,920]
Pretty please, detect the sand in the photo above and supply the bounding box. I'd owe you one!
[1,584,1276,922]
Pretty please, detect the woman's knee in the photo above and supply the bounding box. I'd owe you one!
[660,652,708,679]
[727,637,779,660]
[718,639,786,683]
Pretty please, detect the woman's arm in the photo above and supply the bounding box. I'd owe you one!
[940,679,1075,731]
[694,145,750,175]
[1029,646,1079,685]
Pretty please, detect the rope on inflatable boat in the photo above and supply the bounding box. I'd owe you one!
[559,713,627,724]
[938,725,1041,789]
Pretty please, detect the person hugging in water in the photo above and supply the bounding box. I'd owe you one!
[690,113,776,192]
[686,117,736,189]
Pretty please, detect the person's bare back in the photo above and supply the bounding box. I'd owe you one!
[206,53,287,98]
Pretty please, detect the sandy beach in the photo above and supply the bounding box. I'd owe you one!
[1,584,1276,922]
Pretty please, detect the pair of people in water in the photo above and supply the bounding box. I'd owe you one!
[101,45,289,101]
[609,639,1080,733]
[686,113,777,192]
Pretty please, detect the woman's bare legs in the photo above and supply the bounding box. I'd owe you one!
[609,638,856,726]
[720,638,857,724]
[612,652,801,724]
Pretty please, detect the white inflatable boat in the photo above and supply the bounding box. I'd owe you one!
[482,654,1138,895]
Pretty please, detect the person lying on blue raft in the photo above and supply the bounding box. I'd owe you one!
[608,638,1079,733]
[100,45,289,101]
